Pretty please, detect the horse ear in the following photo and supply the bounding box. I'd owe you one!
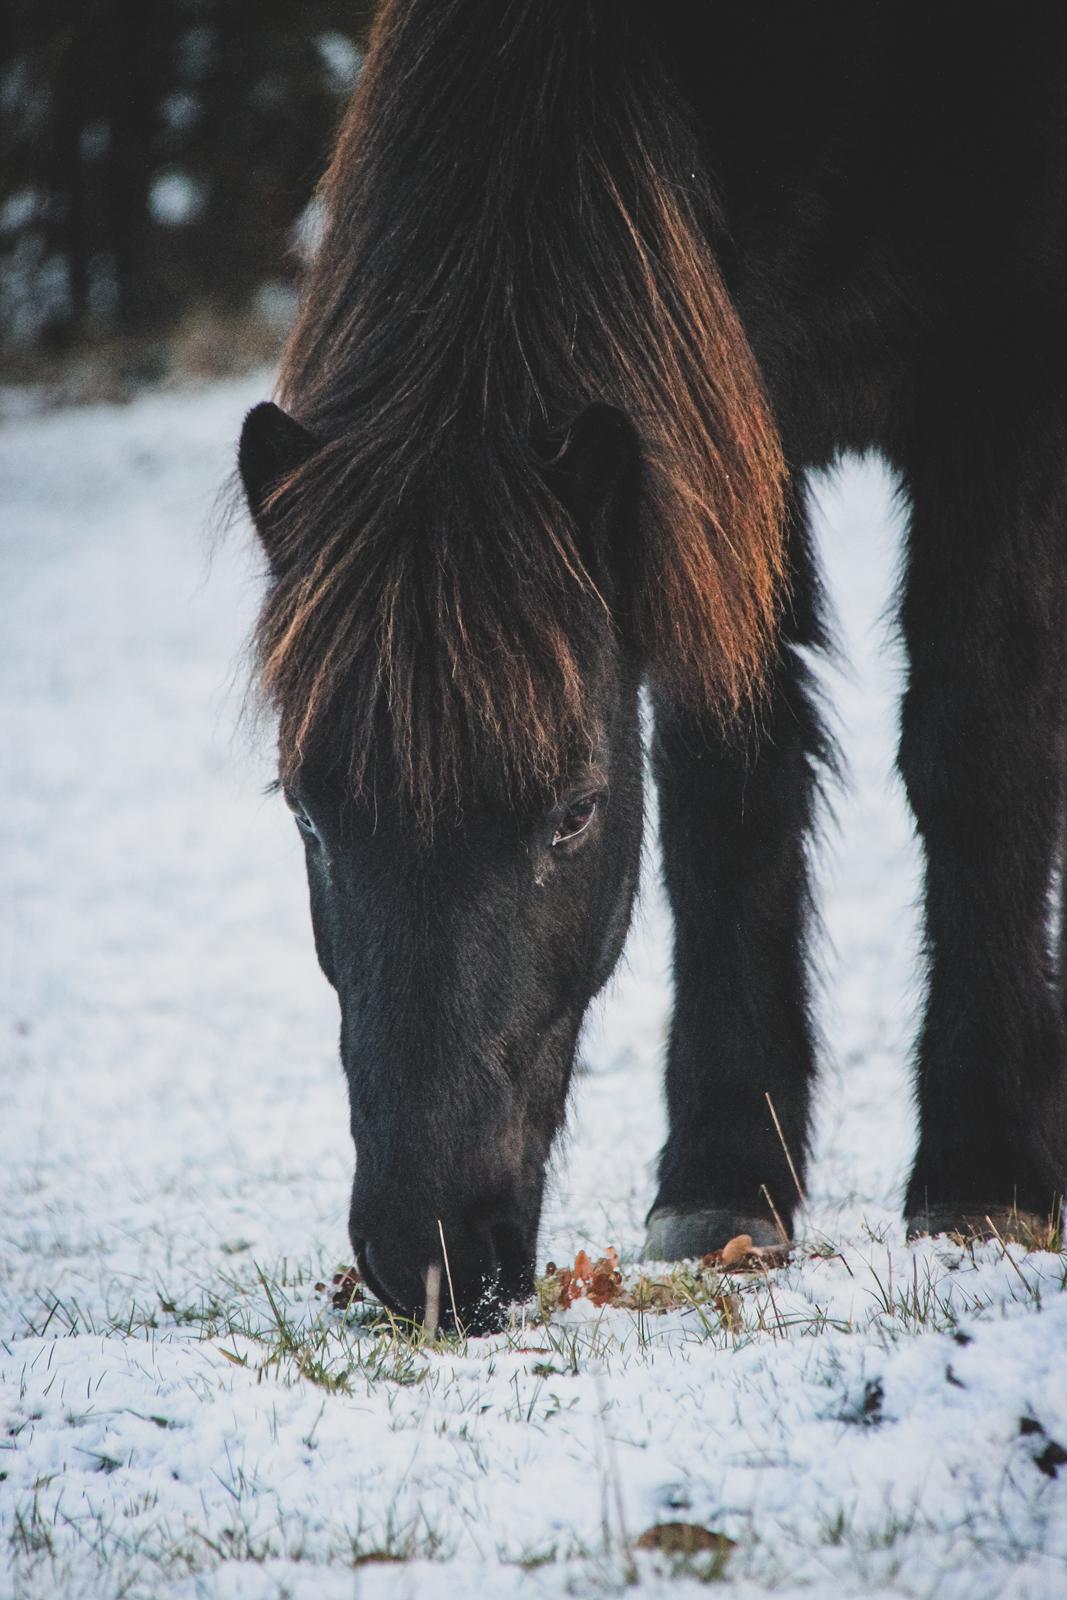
[238,402,318,574]
[543,403,642,601]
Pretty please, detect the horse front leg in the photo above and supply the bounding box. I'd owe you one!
[646,482,831,1255]
[898,413,1067,1244]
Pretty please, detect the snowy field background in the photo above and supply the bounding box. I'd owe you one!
[2,376,1065,1599]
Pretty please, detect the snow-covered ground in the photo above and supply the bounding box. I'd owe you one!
[2,377,1065,1600]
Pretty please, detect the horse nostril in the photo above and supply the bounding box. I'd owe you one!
[356,1241,425,1326]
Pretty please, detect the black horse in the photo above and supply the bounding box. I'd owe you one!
[239,1,1067,1330]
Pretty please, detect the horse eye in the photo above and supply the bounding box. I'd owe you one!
[552,795,598,848]
[283,790,318,838]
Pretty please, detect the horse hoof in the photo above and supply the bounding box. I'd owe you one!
[643,1207,786,1260]
[905,1206,1056,1250]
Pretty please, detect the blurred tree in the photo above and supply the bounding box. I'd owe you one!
[0,0,374,356]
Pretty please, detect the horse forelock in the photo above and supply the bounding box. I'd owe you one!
[254,438,613,828]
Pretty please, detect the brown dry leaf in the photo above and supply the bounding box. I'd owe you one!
[625,1278,679,1311]
[330,1267,362,1309]
[755,1245,793,1270]
[552,1266,577,1308]
[544,1247,622,1308]
[588,1246,622,1306]
[701,1239,793,1274]
[635,1521,736,1556]
[714,1291,743,1327]
[588,1269,623,1306]
[648,1280,679,1308]
[613,1277,653,1311]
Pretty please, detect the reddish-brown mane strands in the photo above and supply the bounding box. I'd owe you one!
[254,0,786,824]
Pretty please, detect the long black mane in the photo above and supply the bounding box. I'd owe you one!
[254,0,787,822]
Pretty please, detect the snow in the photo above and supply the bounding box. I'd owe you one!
[2,376,1065,1599]
[149,171,207,228]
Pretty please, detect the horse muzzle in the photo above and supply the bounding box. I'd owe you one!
[352,1212,535,1335]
